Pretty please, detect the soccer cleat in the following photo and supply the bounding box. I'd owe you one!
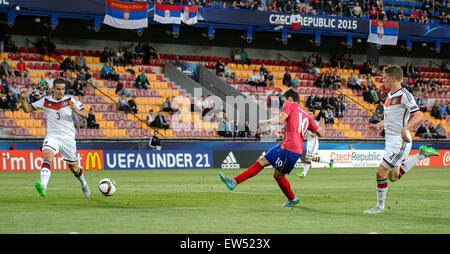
[329,159,334,171]
[419,146,440,157]
[35,181,47,197]
[296,172,306,179]
[363,206,386,214]
[81,184,90,198]
[282,196,300,207]
[219,172,238,191]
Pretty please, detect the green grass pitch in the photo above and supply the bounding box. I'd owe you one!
[0,167,449,234]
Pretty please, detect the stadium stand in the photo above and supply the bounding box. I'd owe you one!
[1,38,449,140]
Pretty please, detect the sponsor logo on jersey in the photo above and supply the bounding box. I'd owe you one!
[221,151,240,169]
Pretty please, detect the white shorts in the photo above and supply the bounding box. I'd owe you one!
[41,136,78,165]
[381,137,412,170]
[306,138,319,158]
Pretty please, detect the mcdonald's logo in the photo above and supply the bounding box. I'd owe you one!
[85,152,103,170]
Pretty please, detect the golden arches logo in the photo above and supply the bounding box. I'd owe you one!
[85,152,102,170]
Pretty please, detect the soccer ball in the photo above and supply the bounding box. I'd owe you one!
[98,178,117,196]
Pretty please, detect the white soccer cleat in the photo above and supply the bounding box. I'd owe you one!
[363,206,385,214]
[81,184,90,198]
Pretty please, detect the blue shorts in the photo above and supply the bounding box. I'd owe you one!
[264,144,301,174]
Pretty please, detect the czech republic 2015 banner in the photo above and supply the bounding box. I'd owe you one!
[103,0,148,29]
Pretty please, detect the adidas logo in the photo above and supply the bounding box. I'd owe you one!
[221,152,240,169]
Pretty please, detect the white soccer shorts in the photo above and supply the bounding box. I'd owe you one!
[41,136,78,165]
[381,138,412,170]
[306,139,319,158]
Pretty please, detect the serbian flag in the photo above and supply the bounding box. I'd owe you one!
[153,4,181,24]
[181,6,198,25]
[367,20,398,46]
[291,13,301,31]
[103,0,148,29]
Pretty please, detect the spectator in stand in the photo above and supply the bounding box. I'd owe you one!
[439,11,450,24]
[386,7,394,21]
[117,94,132,114]
[162,97,178,114]
[410,8,420,22]
[154,111,169,130]
[142,42,159,65]
[397,8,406,21]
[369,5,378,19]
[216,59,225,76]
[0,74,8,94]
[421,0,433,16]
[76,68,92,83]
[100,47,110,63]
[223,63,232,79]
[257,70,267,87]
[60,56,75,73]
[439,101,447,119]
[5,91,17,111]
[415,122,434,139]
[324,107,334,124]
[282,70,295,87]
[15,56,28,79]
[115,81,133,97]
[416,96,427,112]
[347,73,360,90]
[419,10,429,23]
[315,73,326,89]
[87,108,100,129]
[146,109,157,127]
[435,123,447,139]
[124,48,133,67]
[3,35,18,53]
[134,42,145,59]
[316,108,326,121]
[324,0,336,15]
[75,52,87,72]
[0,93,7,110]
[1,59,15,78]
[128,95,138,115]
[135,73,149,90]
[431,101,444,119]
[430,78,444,93]
[233,49,241,64]
[363,86,376,104]
[45,73,55,91]
[8,82,20,103]
[260,63,273,82]
[240,48,250,65]
[101,62,119,81]
[248,70,260,86]
[73,79,85,96]
[335,99,346,118]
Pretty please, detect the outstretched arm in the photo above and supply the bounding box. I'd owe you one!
[20,89,35,113]
[258,113,289,126]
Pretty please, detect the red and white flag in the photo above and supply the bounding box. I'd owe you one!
[291,14,301,30]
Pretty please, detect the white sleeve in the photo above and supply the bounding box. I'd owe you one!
[31,97,45,111]
[71,96,85,111]
[402,92,419,113]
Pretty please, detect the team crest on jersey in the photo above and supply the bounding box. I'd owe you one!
[62,101,67,106]
[391,97,398,104]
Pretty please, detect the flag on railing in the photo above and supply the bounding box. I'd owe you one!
[153,4,182,24]
[181,6,198,25]
[367,20,398,45]
[291,13,301,31]
[103,0,148,29]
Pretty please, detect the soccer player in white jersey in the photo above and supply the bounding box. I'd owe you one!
[364,65,440,214]
[297,110,334,178]
[20,78,91,198]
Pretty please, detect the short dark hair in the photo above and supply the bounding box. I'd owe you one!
[54,78,66,86]
[282,89,300,103]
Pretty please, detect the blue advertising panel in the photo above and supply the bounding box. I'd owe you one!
[103,150,213,170]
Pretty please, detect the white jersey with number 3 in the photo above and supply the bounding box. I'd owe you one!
[31,95,84,140]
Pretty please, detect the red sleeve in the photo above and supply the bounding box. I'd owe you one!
[281,102,291,117]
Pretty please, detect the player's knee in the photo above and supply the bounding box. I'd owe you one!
[388,175,398,182]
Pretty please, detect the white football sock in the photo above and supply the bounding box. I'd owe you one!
[376,187,388,209]
[40,168,51,190]
[400,153,426,173]
[302,162,312,176]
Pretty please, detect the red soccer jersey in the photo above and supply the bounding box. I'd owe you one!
[280,102,319,154]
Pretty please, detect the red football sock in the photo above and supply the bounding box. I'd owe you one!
[234,161,264,184]
[273,175,295,200]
